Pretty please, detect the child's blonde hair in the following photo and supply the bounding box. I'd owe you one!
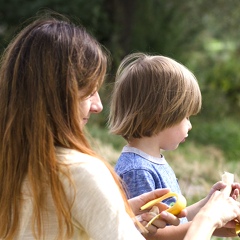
[109,52,202,140]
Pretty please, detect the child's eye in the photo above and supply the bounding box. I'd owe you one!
[186,116,190,120]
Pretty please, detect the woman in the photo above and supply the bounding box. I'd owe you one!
[0,12,182,240]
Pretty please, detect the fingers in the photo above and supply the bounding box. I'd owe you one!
[154,202,169,212]
[140,212,167,235]
[141,210,181,229]
[204,190,240,228]
[224,220,239,229]
[139,188,171,206]
[129,188,171,215]
[231,183,240,199]
[139,205,181,235]
[211,181,240,199]
[176,208,188,218]
[212,181,227,192]
[231,188,239,200]
[141,218,167,235]
[159,211,181,226]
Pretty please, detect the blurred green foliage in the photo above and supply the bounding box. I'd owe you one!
[190,117,240,161]
[1,0,240,161]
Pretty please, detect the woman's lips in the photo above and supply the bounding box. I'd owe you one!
[83,118,89,124]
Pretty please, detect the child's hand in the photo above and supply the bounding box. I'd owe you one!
[230,182,240,200]
[208,181,226,198]
[206,181,240,203]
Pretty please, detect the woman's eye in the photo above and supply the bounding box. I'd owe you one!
[85,92,95,99]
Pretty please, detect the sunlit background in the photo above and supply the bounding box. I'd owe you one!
[1,1,240,239]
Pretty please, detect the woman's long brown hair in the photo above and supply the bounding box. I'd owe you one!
[0,12,137,239]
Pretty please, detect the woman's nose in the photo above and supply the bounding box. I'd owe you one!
[90,92,103,113]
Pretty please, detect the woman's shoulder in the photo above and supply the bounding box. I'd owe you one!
[56,146,110,176]
[56,147,100,164]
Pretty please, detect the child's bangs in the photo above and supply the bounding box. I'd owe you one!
[186,86,202,116]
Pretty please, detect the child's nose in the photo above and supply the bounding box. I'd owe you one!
[188,121,192,131]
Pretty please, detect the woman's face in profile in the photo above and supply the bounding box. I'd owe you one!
[79,91,103,125]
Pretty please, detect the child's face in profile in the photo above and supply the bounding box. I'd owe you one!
[157,117,192,151]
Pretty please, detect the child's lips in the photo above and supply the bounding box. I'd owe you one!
[181,136,187,143]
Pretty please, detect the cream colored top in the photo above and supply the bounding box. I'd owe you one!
[16,147,145,240]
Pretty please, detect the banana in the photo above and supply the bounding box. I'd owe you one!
[140,192,187,227]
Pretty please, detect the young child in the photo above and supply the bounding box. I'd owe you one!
[109,52,240,238]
